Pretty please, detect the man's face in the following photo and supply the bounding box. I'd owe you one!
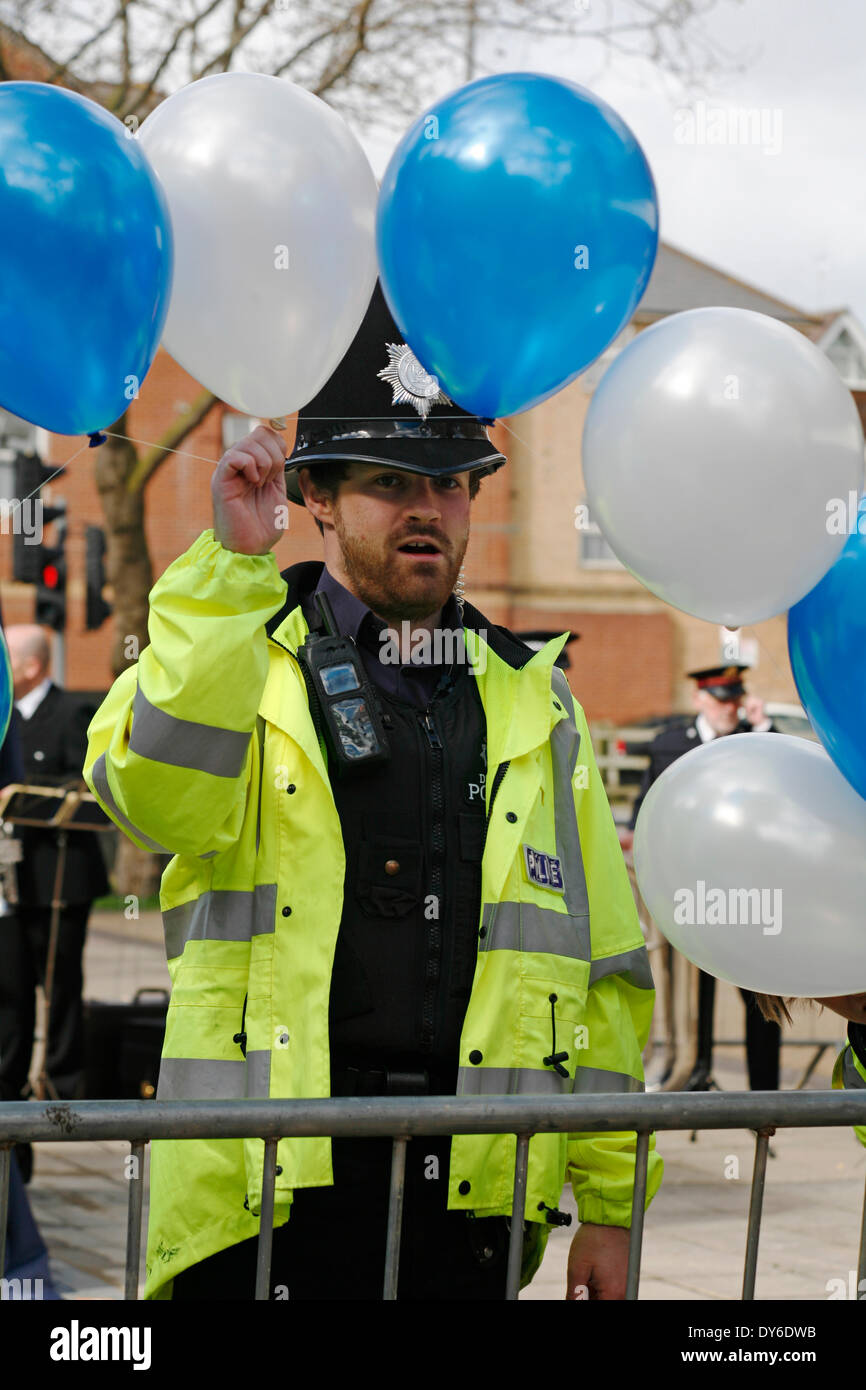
[308,463,472,623]
[6,631,42,701]
[695,688,742,735]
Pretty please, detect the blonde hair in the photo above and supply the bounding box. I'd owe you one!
[754,994,821,1026]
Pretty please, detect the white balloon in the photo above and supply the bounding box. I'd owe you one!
[633,733,866,998]
[139,72,378,417]
[583,307,865,626]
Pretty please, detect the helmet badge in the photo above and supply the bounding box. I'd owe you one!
[377,342,450,420]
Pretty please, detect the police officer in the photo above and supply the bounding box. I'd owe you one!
[625,665,781,1093]
[86,282,662,1301]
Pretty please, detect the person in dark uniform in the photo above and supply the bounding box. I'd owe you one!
[0,614,62,1293]
[0,625,109,1102]
[626,664,781,1093]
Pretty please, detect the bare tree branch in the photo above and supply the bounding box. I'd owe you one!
[312,0,374,97]
[192,0,278,80]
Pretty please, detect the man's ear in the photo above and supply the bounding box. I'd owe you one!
[296,467,332,527]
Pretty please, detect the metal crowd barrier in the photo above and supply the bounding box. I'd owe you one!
[2,1091,866,1301]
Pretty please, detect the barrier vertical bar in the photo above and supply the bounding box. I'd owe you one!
[254,1138,279,1301]
[625,1130,650,1301]
[0,1145,10,1281]
[382,1137,408,1301]
[505,1134,530,1301]
[742,1129,772,1300]
[124,1139,146,1300]
[858,1165,866,1292]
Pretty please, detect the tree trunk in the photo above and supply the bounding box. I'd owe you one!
[93,412,159,898]
[93,412,153,678]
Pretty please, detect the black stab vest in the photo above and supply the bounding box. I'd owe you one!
[325,654,488,1068]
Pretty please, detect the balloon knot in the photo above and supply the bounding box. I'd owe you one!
[88,431,108,447]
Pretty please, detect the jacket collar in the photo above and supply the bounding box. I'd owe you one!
[265,561,570,763]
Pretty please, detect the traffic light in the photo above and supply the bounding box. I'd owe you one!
[11,452,65,585]
[35,513,67,633]
[85,525,112,630]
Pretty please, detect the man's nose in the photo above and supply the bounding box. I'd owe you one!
[404,477,443,519]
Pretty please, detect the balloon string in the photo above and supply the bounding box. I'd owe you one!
[90,414,509,468]
[11,438,94,508]
[741,626,794,689]
[93,429,222,466]
[34,425,801,705]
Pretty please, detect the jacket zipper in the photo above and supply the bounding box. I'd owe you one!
[419,708,443,1054]
[481,759,511,858]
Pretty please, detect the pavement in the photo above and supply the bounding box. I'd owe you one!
[15,909,866,1301]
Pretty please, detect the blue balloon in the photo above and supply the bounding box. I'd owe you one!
[377,72,658,419]
[788,493,866,801]
[0,628,11,747]
[0,82,173,436]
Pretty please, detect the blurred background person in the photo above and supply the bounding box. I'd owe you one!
[0,625,108,1108]
[0,611,61,1296]
[621,664,780,1093]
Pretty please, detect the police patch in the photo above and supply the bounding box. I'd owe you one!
[522,845,565,893]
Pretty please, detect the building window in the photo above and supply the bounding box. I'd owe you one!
[577,514,624,569]
[0,408,36,453]
[221,413,260,451]
[825,329,866,388]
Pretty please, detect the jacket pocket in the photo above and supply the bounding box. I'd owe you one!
[356,835,424,919]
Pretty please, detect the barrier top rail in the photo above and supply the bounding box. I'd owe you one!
[1,1090,865,1144]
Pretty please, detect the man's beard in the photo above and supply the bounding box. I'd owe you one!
[332,504,467,624]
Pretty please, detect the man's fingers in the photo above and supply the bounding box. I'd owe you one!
[223,442,278,485]
[249,424,289,466]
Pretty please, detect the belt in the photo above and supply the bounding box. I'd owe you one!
[331,1061,457,1097]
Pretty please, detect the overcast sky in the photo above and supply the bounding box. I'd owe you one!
[362,0,866,325]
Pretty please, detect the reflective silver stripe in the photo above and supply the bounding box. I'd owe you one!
[478,900,590,962]
[573,1066,645,1094]
[156,1051,273,1101]
[90,752,170,854]
[156,1057,246,1100]
[245,1049,271,1099]
[163,884,277,961]
[457,1066,572,1096]
[842,1046,866,1091]
[550,669,590,919]
[254,715,265,856]
[589,946,654,991]
[129,685,251,778]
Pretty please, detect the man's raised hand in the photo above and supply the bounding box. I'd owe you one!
[212,425,289,556]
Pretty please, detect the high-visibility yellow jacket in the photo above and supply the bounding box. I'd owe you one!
[833,1032,866,1149]
[84,530,663,1299]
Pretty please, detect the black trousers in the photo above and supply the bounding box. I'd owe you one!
[0,903,91,1101]
[695,971,781,1091]
[171,1134,513,1301]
